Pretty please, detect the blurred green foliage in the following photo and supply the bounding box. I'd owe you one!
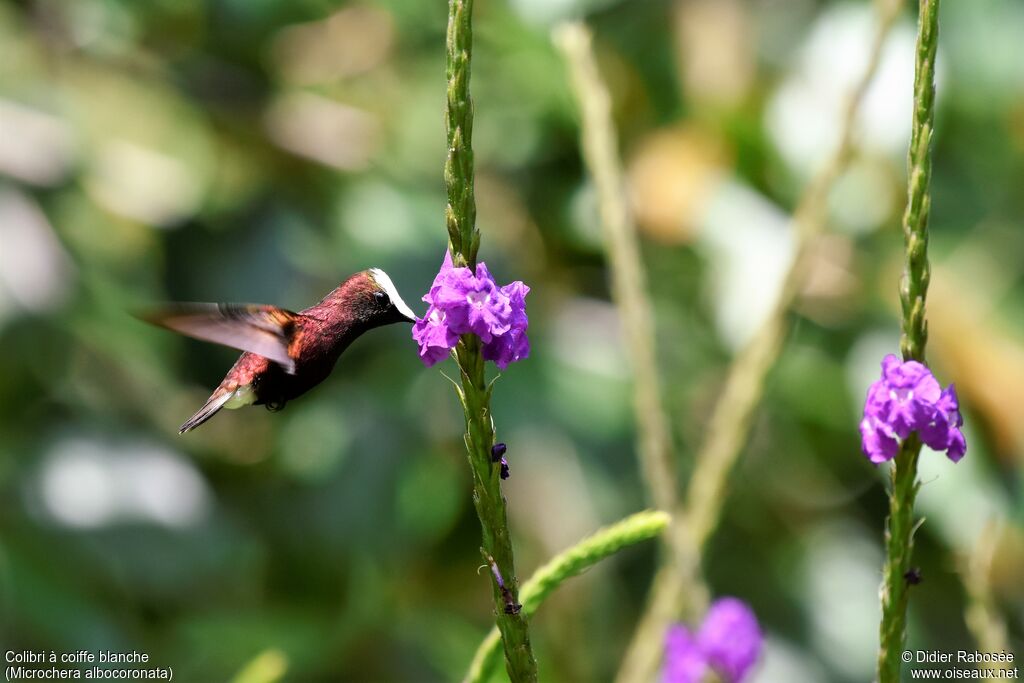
[1,0,1022,681]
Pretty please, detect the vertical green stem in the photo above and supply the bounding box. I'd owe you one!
[445,0,478,268]
[454,339,537,683]
[878,436,923,682]
[445,1,538,680]
[554,23,677,516]
[877,1,939,681]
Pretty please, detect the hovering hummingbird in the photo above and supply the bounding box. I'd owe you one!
[144,269,417,433]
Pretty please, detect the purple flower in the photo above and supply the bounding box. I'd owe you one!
[483,281,530,370]
[662,598,763,683]
[697,599,763,682]
[860,355,966,463]
[859,415,899,464]
[662,626,708,683]
[412,252,530,369]
[879,356,942,438]
[412,306,459,366]
[919,385,966,462]
[433,262,512,343]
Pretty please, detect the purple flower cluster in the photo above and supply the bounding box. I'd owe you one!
[662,598,763,683]
[412,252,530,369]
[860,355,966,464]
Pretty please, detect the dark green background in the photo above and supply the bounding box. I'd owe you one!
[1,0,1021,680]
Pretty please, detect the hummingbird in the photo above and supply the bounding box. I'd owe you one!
[144,269,417,433]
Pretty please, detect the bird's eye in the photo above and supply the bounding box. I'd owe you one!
[374,291,388,305]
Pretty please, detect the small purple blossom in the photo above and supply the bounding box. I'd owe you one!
[697,599,763,682]
[412,252,530,369]
[432,262,512,343]
[662,598,763,683]
[662,626,708,683]
[860,355,966,464]
[492,443,510,480]
[412,306,460,366]
[483,281,531,370]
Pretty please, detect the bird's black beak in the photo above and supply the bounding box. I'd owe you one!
[385,302,417,324]
[387,291,418,323]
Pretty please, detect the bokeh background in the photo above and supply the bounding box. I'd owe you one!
[1,0,1022,681]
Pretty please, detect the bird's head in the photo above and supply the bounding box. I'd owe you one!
[357,268,418,326]
[313,269,417,329]
[366,268,417,324]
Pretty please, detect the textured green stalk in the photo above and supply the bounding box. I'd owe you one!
[453,339,536,682]
[877,436,923,682]
[445,1,537,681]
[445,0,477,267]
[464,511,671,683]
[878,1,940,680]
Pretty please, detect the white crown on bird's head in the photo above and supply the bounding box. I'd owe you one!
[368,268,417,321]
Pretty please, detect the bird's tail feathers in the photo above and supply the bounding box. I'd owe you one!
[179,390,233,433]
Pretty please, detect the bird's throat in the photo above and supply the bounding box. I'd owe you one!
[223,383,257,410]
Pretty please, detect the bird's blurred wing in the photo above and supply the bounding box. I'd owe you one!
[142,303,299,374]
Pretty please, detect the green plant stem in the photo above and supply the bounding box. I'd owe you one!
[615,1,904,680]
[464,511,671,683]
[878,1,940,680]
[454,339,537,683]
[898,0,938,367]
[553,23,677,516]
[446,0,477,267]
[444,1,537,681]
[878,436,923,682]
